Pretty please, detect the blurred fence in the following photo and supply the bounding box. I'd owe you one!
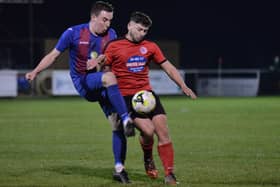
[1,69,279,98]
[0,37,279,97]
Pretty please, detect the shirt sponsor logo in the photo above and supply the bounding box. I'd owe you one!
[127,56,147,72]
[79,41,89,45]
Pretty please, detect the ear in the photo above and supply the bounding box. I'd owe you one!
[127,22,131,30]
[127,21,134,30]
[91,14,96,21]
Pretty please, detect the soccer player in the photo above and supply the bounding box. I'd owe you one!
[25,1,134,184]
[103,11,197,185]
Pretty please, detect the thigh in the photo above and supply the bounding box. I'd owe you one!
[84,72,103,90]
[81,72,116,117]
[81,72,103,102]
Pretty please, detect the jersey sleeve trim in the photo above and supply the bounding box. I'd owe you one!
[158,59,167,65]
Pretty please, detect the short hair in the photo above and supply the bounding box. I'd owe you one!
[130,11,152,28]
[91,1,114,16]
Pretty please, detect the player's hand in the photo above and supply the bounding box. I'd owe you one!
[96,54,106,71]
[86,55,106,71]
[25,72,37,83]
[86,58,98,70]
[182,86,197,99]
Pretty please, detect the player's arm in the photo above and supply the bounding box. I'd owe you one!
[160,60,197,99]
[25,48,61,81]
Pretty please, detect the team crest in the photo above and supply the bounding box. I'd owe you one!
[90,51,98,59]
[140,47,147,55]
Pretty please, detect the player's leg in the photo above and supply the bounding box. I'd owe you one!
[107,113,130,184]
[102,108,127,167]
[133,117,159,179]
[81,73,131,183]
[98,96,131,183]
[99,101,130,183]
[84,72,135,137]
[150,93,178,185]
[123,94,159,179]
[102,72,135,137]
[152,114,178,185]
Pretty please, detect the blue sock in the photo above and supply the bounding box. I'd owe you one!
[113,130,127,165]
[107,85,129,121]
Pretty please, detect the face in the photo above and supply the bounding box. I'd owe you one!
[91,10,113,35]
[127,21,149,42]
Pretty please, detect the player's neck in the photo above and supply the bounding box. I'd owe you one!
[125,34,132,42]
[89,21,98,36]
[125,34,143,44]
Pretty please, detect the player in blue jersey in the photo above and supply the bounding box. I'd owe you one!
[25,1,133,184]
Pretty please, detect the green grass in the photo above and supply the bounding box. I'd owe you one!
[0,96,279,187]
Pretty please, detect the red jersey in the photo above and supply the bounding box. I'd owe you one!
[104,38,166,96]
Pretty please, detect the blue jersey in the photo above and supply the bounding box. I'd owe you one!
[55,23,117,94]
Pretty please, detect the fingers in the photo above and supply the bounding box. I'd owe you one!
[187,89,196,99]
[97,54,106,59]
[25,73,33,83]
[25,73,30,81]
[183,87,197,99]
[190,93,197,99]
[86,55,107,71]
[97,55,106,64]
[86,59,97,70]
[190,91,197,99]
[96,55,106,70]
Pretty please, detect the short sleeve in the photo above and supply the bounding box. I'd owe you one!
[152,42,166,64]
[55,27,73,52]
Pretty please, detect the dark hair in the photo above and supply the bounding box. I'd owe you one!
[91,1,114,16]
[130,11,152,28]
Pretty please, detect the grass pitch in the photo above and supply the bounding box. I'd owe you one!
[0,96,279,187]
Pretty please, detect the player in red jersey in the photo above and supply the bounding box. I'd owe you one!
[103,11,197,185]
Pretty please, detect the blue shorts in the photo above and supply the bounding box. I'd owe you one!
[77,72,116,117]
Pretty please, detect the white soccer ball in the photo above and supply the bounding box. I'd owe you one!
[132,90,156,114]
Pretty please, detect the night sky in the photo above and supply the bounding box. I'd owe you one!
[1,0,280,69]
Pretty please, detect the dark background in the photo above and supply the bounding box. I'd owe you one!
[1,0,280,70]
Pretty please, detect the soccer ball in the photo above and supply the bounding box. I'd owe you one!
[132,90,156,114]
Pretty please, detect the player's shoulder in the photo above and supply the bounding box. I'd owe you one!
[142,39,158,46]
[66,23,88,32]
[139,39,160,51]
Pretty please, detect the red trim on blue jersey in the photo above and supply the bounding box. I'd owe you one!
[101,33,110,53]
[76,28,90,74]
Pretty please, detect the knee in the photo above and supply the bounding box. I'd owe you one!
[156,130,171,144]
[102,72,117,87]
[158,135,170,144]
[141,127,155,138]
[108,113,121,130]
[146,131,154,138]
